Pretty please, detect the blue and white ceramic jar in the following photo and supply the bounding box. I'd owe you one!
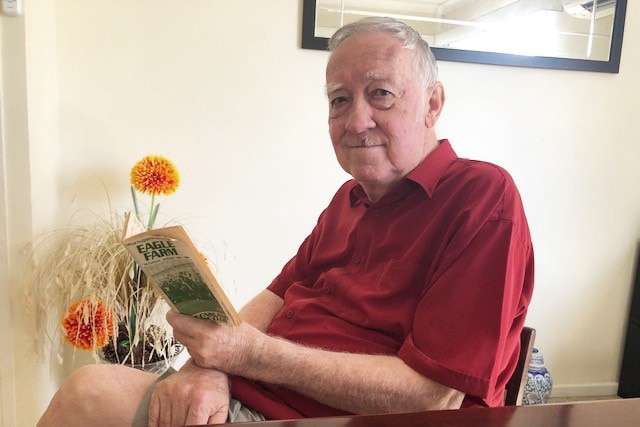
[522,348,553,405]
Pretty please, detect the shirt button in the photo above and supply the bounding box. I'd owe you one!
[324,287,332,295]
[354,256,361,264]
[372,209,381,216]
[285,310,294,319]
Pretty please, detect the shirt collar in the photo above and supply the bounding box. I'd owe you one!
[349,139,458,207]
[406,139,457,198]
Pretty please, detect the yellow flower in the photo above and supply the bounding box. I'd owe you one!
[61,298,114,351]
[130,155,180,196]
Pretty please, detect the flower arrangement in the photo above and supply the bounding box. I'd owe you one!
[25,155,183,371]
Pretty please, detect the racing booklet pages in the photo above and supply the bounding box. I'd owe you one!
[121,212,241,326]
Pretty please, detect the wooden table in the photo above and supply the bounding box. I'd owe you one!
[204,398,640,427]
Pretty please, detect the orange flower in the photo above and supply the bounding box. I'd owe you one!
[61,298,114,351]
[130,155,180,196]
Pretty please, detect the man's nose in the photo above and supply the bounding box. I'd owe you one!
[345,99,375,134]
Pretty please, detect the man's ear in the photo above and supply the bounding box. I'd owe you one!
[424,82,445,129]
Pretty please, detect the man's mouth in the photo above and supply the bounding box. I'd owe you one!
[346,138,382,148]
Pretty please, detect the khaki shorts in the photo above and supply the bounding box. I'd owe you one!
[132,368,266,426]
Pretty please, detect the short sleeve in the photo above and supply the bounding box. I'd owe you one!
[398,217,534,402]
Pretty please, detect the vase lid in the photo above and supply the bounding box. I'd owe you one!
[530,347,546,367]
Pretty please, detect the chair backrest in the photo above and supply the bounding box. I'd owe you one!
[504,326,536,406]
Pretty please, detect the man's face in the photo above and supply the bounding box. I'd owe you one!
[326,31,440,202]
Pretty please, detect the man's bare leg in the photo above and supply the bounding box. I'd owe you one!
[37,364,157,427]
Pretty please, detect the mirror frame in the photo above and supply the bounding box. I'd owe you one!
[302,0,627,73]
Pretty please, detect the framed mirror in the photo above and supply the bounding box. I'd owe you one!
[302,0,627,73]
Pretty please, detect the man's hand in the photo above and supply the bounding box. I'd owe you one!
[148,359,230,426]
[166,310,264,373]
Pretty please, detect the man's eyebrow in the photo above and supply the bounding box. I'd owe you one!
[325,72,392,95]
[325,83,343,95]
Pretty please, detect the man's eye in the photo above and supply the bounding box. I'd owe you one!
[330,97,347,108]
[370,89,394,108]
[373,89,392,97]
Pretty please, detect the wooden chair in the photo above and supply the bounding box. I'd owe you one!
[504,326,536,406]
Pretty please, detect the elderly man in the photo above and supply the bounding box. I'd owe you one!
[38,17,533,426]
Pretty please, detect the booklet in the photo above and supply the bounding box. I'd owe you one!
[121,212,241,326]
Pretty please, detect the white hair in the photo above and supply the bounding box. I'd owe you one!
[328,17,439,89]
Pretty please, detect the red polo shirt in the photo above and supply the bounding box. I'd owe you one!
[231,140,534,419]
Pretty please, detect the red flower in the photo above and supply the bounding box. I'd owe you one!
[61,298,114,350]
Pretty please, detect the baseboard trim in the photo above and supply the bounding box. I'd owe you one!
[551,382,619,397]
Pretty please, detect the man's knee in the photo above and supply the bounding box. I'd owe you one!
[38,365,115,426]
[63,364,114,399]
[38,364,156,427]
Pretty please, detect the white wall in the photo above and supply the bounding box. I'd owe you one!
[2,0,640,424]
[1,6,34,427]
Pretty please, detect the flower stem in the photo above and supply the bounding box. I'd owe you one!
[147,193,157,230]
[130,186,143,224]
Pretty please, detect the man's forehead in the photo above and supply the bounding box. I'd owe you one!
[326,70,394,93]
[326,38,414,89]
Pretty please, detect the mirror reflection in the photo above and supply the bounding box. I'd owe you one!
[314,0,619,61]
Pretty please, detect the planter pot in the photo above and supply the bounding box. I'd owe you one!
[99,344,184,375]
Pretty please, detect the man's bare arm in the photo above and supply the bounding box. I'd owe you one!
[238,289,284,331]
[168,313,464,415]
[240,331,463,414]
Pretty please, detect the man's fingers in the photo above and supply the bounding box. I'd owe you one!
[166,311,195,345]
[166,310,190,332]
[160,395,173,427]
[207,408,229,425]
[146,363,231,426]
[183,404,212,426]
[149,386,180,427]
[166,310,226,356]
[147,394,160,427]
[166,311,208,344]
